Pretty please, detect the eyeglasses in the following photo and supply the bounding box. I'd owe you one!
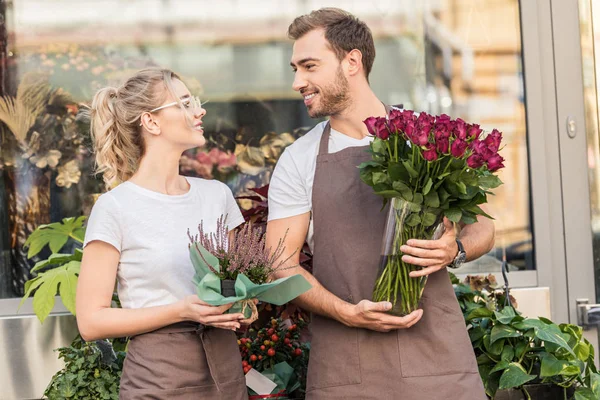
[149,96,205,113]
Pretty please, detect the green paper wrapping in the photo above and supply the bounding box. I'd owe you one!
[190,242,312,318]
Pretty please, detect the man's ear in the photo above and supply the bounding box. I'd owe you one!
[140,112,161,136]
[345,49,364,78]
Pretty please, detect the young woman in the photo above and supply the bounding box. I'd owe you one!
[76,68,248,399]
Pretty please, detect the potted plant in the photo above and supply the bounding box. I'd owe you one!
[453,274,600,399]
[239,317,310,399]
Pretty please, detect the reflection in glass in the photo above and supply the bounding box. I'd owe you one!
[0,1,426,299]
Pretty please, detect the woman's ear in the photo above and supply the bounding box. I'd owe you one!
[140,112,161,136]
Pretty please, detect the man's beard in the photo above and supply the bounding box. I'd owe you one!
[308,66,351,118]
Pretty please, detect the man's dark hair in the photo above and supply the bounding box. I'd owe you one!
[288,8,376,80]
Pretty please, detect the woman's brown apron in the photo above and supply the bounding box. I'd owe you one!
[307,120,486,399]
[119,322,247,399]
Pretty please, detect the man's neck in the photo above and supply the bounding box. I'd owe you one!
[328,87,387,140]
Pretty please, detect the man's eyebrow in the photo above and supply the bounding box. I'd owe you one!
[290,57,321,68]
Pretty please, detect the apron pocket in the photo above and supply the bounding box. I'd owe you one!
[306,317,362,391]
[397,296,478,377]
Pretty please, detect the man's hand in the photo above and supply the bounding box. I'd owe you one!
[341,300,423,332]
[400,218,458,278]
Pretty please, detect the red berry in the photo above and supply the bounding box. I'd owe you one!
[242,361,249,367]
[294,348,302,356]
[267,328,275,336]
[267,348,276,357]
[260,345,266,351]
[271,334,279,342]
[258,355,263,360]
[284,338,291,345]
[250,355,257,362]
[289,324,297,331]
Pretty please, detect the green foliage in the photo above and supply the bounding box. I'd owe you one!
[24,216,86,258]
[453,274,600,399]
[19,218,85,322]
[44,336,125,400]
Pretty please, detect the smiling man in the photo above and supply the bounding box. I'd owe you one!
[266,8,492,400]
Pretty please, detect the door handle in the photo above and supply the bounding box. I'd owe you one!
[576,298,600,330]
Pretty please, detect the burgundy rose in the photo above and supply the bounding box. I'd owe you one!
[412,129,429,146]
[388,109,403,121]
[470,140,494,161]
[402,110,416,123]
[436,137,449,154]
[453,118,467,140]
[450,139,468,158]
[487,153,505,172]
[374,118,390,140]
[389,114,405,133]
[467,124,483,140]
[483,129,503,152]
[423,144,438,161]
[364,117,378,136]
[467,154,485,169]
[404,120,416,140]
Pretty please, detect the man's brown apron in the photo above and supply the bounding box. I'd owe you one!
[119,322,247,399]
[307,118,486,399]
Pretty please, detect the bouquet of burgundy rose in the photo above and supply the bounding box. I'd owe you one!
[358,110,505,316]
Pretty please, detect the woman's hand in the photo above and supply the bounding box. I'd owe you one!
[178,295,245,331]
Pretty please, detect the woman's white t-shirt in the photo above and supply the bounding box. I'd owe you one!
[83,177,244,310]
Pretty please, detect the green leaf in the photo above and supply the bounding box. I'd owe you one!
[456,181,467,194]
[402,160,419,179]
[422,212,437,227]
[490,360,510,374]
[424,190,440,208]
[513,319,575,356]
[392,181,413,201]
[412,193,423,205]
[498,363,537,390]
[468,205,494,220]
[405,213,421,227]
[501,345,515,362]
[540,353,569,377]
[375,190,402,199]
[372,139,387,154]
[30,261,80,322]
[31,252,82,273]
[491,325,521,344]
[373,172,388,185]
[575,388,598,400]
[408,201,422,213]
[388,162,409,182]
[466,307,494,320]
[479,175,503,189]
[575,342,590,362]
[24,216,86,258]
[423,178,433,195]
[445,209,462,223]
[495,306,517,324]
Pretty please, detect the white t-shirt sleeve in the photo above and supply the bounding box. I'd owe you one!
[268,148,311,221]
[222,183,245,230]
[83,193,122,252]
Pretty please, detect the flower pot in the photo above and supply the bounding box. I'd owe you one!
[220,279,236,297]
[373,197,444,316]
[494,384,575,400]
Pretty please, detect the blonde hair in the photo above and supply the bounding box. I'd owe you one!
[88,68,182,188]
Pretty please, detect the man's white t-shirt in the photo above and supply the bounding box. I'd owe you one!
[268,121,374,250]
[83,177,244,310]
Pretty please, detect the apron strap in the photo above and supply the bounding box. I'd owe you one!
[317,103,395,156]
